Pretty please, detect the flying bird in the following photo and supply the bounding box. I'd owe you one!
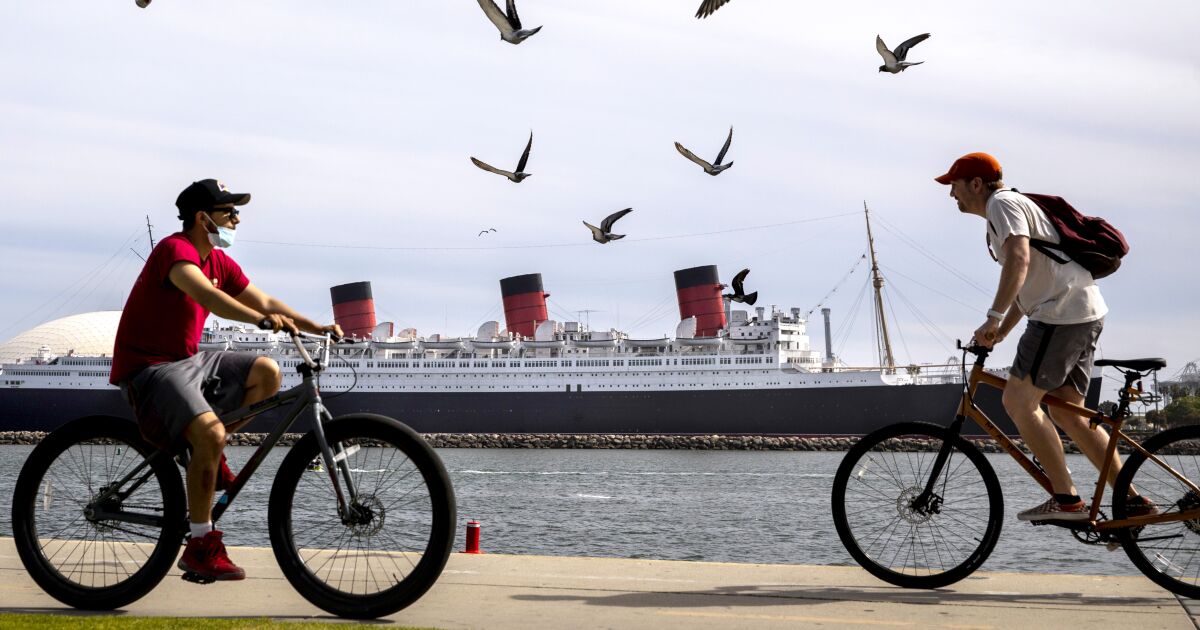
[675,127,734,176]
[583,208,633,244]
[470,132,533,183]
[477,0,542,45]
[724,268,758,305]
[694,0,732,19]
[876,33,930,73]
[478,228,497,236]
[135,0,150,6]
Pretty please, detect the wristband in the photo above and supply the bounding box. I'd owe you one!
[986,309,1005,321]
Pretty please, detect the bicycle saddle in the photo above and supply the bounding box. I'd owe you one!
[1094,358,1166,371]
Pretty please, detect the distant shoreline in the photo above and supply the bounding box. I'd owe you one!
[0,430,1072,453]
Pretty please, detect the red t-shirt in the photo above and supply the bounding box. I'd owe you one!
[109,233,250,384]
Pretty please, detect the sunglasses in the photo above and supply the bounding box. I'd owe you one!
[207,207,240,219]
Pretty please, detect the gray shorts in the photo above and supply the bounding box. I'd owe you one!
[120,351,259,449]
[1009,318,1103,396]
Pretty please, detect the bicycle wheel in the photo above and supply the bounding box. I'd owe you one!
[832,421,1004,589]
[268,413,456,619]
[11,415,186,609]
[1114,424,1200,599]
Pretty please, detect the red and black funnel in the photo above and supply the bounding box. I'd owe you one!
[330,281,377,339]
[500,273,549,339]
[674,265,726,337]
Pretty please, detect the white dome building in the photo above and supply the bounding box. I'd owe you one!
[0,311,122,364]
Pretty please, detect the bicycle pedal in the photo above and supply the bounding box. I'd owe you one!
[181,571,217,585]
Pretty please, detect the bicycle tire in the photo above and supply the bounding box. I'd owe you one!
[1114,424,1200,599]
[267,413,456,619]
[11,415,185,609]
[832,421,1004,589]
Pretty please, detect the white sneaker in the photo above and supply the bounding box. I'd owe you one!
[1018,497,1089,521]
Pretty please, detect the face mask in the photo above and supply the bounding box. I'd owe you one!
[203,213,236,248]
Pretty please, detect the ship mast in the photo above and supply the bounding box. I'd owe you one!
[864,202,895,372]
[146,215,156,249]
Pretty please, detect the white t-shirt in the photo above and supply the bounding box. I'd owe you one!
[985,189,1107,325]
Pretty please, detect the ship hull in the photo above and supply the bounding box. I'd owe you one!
[0,379,1100,437]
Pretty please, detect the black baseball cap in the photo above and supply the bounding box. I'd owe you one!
[175,179,251,218]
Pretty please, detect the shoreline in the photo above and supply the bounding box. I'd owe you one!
[0,430,1075,453]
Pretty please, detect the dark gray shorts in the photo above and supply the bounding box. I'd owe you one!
[1009,318,1103,396]
[120,351,259,449]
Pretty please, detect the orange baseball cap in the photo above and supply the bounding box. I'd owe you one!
[934,152,1003,185]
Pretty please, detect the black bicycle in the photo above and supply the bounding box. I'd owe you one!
[11,329,456,619]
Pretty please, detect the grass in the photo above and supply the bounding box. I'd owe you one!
[0,614,436,630]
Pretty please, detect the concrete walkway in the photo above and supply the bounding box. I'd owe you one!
[1,537,1196,629]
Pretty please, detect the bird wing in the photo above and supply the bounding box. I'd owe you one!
[600,208,633,232]
[714,126,733,165]
[694,0,731,19]
[731,268,749,294]
[875,35,897,66]
[478,230,489,236]
[477,0,514,35]
[516,131,533,172]
[893,33,930,62]
[582,220,605,240]
[471,157,515,178]
[506,0,523,29]
[675,142,714,170]
[741,291,758,306]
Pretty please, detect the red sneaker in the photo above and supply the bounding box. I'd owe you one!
[177,530,245,581]
[216,453,237,492]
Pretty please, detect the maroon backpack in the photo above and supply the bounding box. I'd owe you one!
[1012,190,1130,279]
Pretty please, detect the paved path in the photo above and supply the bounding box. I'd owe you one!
[1,537,1196,629]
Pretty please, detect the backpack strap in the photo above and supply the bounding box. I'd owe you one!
[1008,188,1071,265]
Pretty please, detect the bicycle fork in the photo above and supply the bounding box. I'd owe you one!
[910,415,969,516]
[309,397,362,523]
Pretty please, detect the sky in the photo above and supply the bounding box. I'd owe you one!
[1,1,1198,397]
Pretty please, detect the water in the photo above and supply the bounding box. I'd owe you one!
[0,445,1139,576]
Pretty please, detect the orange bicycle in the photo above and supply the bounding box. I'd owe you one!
[832,343,1200,597]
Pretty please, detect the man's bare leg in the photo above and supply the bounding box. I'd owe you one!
[1046,383,1136,495]
[184,412,224,525]
[1003,374,1076,495]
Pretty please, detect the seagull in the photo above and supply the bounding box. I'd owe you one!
[675,127,734,176]
[477,0,542,45]
[583,208,633,244]
[694,0,732,19]
[470,132,533,183]
[876,33,930,73]
[724,268,758,305]
[478,228,497,236]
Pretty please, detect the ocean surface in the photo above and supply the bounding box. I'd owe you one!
[0,445,1139,577]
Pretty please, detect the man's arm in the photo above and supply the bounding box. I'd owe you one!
[974,235,1030,347]
[169,262,266,324]
[235,283,341,336]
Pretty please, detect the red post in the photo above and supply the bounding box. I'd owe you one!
[464,520,482,554]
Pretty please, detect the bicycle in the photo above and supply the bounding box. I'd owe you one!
[11,329,456,619]
[831,342,1200,598]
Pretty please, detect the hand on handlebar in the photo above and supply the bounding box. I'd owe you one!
[972,319,1002,349]
[257,313,300,335]
[320,323,345,342]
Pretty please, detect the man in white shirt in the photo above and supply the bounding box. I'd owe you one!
[936,152,1151,521]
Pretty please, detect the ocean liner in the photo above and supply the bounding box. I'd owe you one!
[0,214,1100,436]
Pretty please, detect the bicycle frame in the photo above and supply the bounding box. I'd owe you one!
[88,332,361,532]
[918,347,1200,533]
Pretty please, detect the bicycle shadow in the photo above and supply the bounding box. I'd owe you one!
[0,607,389,624]
[510,582,1170,610]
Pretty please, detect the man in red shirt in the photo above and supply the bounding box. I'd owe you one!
[111,179,342,581]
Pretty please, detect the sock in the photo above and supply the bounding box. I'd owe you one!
[189,521,214,539]
[1054,493,1081,505]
